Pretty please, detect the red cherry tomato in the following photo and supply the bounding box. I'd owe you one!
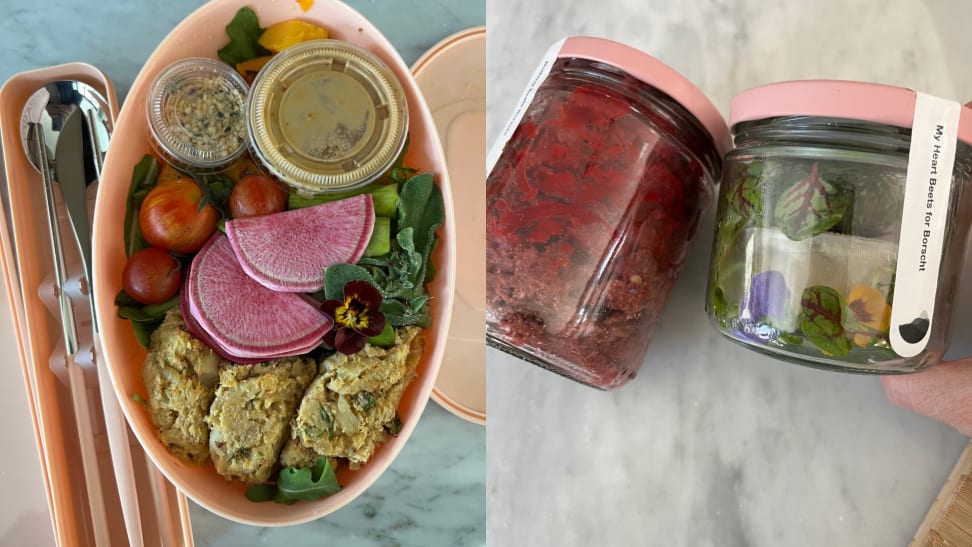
[122,247,181,304]
[229,173,288,219]
[139,177,218,254]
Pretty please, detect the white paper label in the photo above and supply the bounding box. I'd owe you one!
[485,38,566,174]
[889,92,962,357]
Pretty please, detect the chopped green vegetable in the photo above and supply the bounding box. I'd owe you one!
[367,324,395,347]
[363,217,391,257]
[217,7,270,66]
[355,391,376,411]
[124,155,159,258]
[132,393,147,405]
[384,414,403,437]
[288,183,400,218]
[244,483,276,503]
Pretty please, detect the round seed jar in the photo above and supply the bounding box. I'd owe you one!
[486,37,730,390]
[146,58,249,172]
[705,81,972,373]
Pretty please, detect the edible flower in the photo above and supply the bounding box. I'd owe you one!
[321,280,386,355]
[735,270,791,343]
[741,270,790,323]
[846,285,891,347]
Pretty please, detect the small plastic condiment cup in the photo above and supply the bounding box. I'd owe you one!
[705,80,972,374]
[146,58,249,172]
[486,37,730,390]
[247,39,409,194]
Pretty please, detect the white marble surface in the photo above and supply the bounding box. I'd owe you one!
[0,1,485,546]
[486,1,972,546]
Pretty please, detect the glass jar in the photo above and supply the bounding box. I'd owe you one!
[706,80,972,374]
[146,58,249,173]
[486,37,729,390]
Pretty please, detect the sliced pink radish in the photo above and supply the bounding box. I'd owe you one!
[225,194,375,292]
[187,234,332,360]
[180,283,317,364]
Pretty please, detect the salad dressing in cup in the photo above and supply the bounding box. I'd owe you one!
[247,39,408,194]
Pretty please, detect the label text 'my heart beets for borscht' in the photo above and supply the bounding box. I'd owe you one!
[890,92,961,357]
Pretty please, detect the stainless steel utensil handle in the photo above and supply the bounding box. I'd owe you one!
[31,122,78,355]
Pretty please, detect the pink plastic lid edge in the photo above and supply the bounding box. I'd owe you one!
[729,80,972,146]
[558,36,732,157]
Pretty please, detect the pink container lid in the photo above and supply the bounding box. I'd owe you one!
[730,79,972,146]
[559,36,731,157]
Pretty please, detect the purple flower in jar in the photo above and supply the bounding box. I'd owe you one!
[734,270,790,343]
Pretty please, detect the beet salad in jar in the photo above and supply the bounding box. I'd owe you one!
[486,37,730,390]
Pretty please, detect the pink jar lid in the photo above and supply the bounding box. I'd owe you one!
[730,79,972,146]
[559,36,731,157]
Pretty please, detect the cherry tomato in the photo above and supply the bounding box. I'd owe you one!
[122,247,181,305]
[229,173,288,219]
[139,177,218,254]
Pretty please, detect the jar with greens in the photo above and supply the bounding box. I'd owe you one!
[487,37,730,390]
[706,80,972,373]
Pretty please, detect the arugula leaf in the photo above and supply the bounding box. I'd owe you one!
[244,457,342,505]
[217,7,271,66]
[244,484,276,503]
[124,155,159,258]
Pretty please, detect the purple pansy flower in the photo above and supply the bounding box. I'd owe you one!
[734,270,790,343]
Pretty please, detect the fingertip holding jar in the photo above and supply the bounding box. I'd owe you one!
[705,80,972,374]
[485,37,728,390]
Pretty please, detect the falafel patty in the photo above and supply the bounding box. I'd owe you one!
[141,309,225,464]
[207,357,317,484]
[290,327,424,467]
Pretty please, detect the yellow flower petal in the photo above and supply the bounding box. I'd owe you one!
[847,285,890,331]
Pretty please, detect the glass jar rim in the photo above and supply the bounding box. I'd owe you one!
[557,36,731,157]
[729,80,972,146]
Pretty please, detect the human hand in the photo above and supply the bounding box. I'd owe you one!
[881,360,972,437]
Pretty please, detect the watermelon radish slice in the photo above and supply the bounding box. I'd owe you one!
[225,194,375,292]
[187,234,332,360]
[180,280,318,364]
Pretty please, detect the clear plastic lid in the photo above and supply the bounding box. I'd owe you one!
[247,40,409,194]
[146,58,248,172]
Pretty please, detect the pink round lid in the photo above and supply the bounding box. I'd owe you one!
[559,36,731,157]
[730,79,972,146]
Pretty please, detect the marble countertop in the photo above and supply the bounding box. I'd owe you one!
[487,1,972,546]
[0,1,485,546]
